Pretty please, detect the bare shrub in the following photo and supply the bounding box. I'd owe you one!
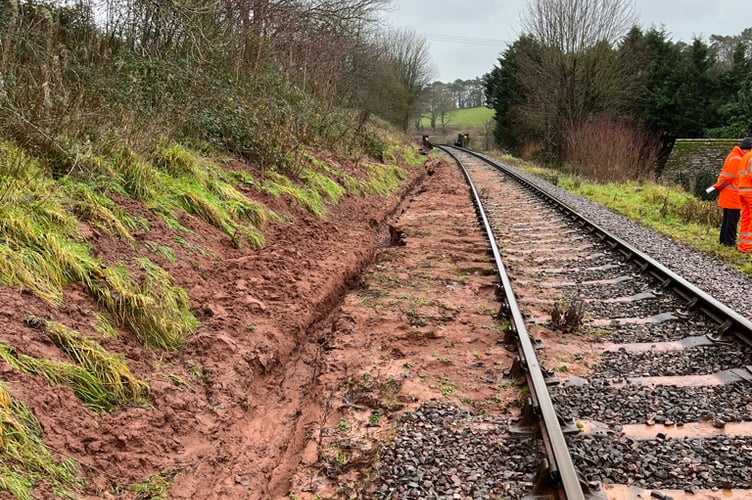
[519,140,543,161]
[0,0,399,173]
[519,0,636,162]
[565,117,661,182]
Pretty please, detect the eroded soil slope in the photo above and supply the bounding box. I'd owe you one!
[0,152,432,499]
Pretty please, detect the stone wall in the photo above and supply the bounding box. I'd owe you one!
[662,139,736,194]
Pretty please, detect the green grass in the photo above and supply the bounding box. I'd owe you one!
[263,170,327,217]
[153,144,269,249]
[262,146,413,217]
[361,162,406,196]
[123,472,175,499]
[43,320,150,408]
[303,168,346,203]
[420,107,494,128]
[0,318,150,413]
[88,259,199,351]
[0,143,99,304]
[61,179,137,243]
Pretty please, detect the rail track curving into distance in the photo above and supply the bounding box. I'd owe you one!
[378,146,752,499]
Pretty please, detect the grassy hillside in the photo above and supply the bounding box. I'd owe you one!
[420,107,494,128]
[415,107,495,150]
[0,131,422,497]
[452,106,495,127]
[0,2,430,496]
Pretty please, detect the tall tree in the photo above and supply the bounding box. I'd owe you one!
[618,29,723,168]
[709,28,752,65]
[421,81,455,130]
[678,38,721,135]
[381,27,434,131]
[517,0,636,162]
[447,78,485,109]
[484,35,540,155]
[712,40,752,137]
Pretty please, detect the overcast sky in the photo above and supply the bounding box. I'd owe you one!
[381,0,751,82]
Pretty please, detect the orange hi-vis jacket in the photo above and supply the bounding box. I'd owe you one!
[736,151,752,252]
[714,146,744,209]
[737,151,752,190]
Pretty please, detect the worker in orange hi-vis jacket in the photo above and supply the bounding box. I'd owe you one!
[735,138,752,252]
[709,138,752,246]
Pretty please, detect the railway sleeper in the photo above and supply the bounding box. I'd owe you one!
[525,458,606,500]
[509,397,579,436]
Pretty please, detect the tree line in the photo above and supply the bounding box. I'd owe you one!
[483,0,752,181]
[0,0,436,170]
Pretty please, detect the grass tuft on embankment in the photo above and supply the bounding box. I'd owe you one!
[0,383,82,499]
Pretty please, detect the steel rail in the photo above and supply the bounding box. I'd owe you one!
[440,146,586,499]
[452,146,752,347]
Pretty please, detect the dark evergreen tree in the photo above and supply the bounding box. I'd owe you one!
[710,41,752,137]
[483,35,540,155]
[624,28,684,170]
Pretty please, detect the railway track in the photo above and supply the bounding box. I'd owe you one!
[380,147,752,499]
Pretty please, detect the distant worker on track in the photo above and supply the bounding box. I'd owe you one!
[734,137,752,252]
[708,137,752,246]
[454,133,469,148]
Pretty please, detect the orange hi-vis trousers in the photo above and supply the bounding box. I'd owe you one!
[737,151,752,252]
[739,193,752,252]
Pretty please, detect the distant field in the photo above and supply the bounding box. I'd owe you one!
[419,106,494,128]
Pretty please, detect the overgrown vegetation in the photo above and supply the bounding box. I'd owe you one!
[0,1,427,497]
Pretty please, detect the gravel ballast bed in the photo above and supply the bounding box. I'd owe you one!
[583,293,686,319]
[596,343,752,377]
[570,434,752,491]
[374,157,752,496]
[561,278,651,300]
[499,159,752,323]
[553,380,752,425]
[591,319,718,343]
[373,401,541,499]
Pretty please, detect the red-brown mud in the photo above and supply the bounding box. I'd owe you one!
[0,152,437,499]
